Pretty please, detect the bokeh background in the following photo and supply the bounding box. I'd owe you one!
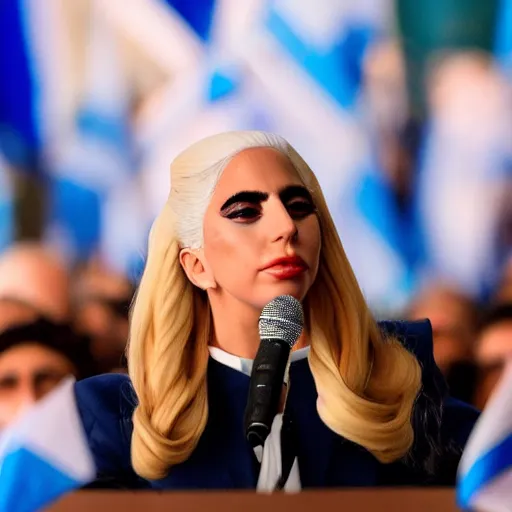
[0,0,511,422]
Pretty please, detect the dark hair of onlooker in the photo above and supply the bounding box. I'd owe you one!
[0,317,97,379]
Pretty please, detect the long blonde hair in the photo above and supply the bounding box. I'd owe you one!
[127,131,422,480]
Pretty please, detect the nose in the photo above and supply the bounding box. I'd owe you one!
[19,384,37,405]
[13,383,37,418]
[268,200,298,243]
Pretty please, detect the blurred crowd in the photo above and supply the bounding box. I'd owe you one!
[0,242,133,431]
[407,265,512,410]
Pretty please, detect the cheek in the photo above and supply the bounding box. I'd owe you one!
[301,217,322,259]
[204,224,260,284]
[0,390,23,428]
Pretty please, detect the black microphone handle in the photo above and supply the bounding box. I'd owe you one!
[244,338,291,448]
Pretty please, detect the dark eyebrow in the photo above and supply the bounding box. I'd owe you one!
[220,191,268,211]
[219,185,313,212]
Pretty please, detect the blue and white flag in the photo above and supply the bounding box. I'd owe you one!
[0,378,95,512]
[457,360,512,511]
[45,2,134,264]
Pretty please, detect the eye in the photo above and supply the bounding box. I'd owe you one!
[224,205,261,222]
[286,200,316,219]
[0,376,18,392]
[35,372,66,395]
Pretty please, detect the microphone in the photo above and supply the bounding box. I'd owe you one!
[244,295,304,448]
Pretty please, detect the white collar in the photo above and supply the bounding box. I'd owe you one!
[208,345,310,377]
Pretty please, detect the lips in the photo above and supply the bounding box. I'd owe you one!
[262,256,308,280]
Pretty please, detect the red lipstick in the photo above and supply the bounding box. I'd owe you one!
[262,255,308,280]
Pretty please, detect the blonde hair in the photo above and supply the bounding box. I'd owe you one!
[128,131,422,480]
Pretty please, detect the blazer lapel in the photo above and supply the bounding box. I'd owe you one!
[206,358,258,488]
[287,358,337,487]
[287,358,379,488]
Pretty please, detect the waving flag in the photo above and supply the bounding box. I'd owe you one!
[457,361,512,511]
[2,0,411,311]
[0,378,95,512]
[45,1,134,264]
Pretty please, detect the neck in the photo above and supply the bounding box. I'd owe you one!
[208,295,261,359]
[207,293,309,359]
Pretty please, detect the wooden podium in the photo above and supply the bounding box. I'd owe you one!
[49,489,461,511]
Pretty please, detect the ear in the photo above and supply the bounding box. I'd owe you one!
[179,248,217,290]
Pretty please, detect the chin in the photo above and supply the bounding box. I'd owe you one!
[261,282,310,305]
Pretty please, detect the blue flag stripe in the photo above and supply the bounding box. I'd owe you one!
[264,7,372,109]
[0,0,42,168]
[457,432,512,508]
[0,446,83,512]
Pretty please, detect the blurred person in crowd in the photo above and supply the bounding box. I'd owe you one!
[0,317,95,430]
[474,303,512,410]
[0,242,71,321]
[71,259,134,373]
[407,283,479,403]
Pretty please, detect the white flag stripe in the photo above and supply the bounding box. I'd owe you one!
[459,362,512,476]
[101,0,203,74]
[1,378,95,482]
[471,470,512,512]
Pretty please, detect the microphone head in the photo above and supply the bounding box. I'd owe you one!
[258,295,304,348]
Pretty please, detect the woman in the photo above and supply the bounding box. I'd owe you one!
[77,131,478,490]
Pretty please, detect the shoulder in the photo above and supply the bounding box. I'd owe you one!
[378,318,435,366]
[378,318,442,395]
[74,374,137,479]
[75,373,136,419]
[379,319,479,483]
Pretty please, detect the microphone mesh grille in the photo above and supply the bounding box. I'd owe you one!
[258,295,304,348]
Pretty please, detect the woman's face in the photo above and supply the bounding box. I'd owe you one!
[199,147,321,311]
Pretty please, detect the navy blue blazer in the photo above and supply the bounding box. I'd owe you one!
[75,320,479,490]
